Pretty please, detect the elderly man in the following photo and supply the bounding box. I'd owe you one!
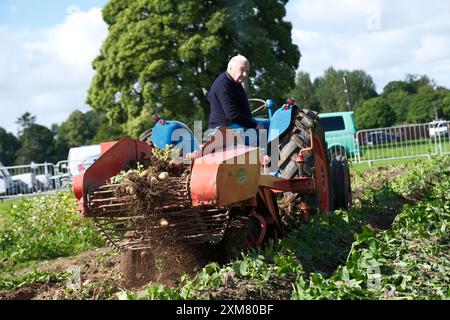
[207,55,262,130]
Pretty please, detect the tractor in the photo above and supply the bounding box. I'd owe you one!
[73,98,351,285]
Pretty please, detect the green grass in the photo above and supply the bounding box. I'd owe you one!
[0,269,70,293]
[0,191,105,264]
[0,199,15,213]
[349,157,425,174]
[357,138,450,163]
[0,199,17,227]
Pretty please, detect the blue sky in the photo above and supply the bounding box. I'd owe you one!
[0,0,449,136]
[0,0,107,28]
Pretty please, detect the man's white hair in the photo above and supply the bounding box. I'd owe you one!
[227,54,250,71]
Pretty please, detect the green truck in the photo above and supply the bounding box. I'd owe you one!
[318,111,361,160]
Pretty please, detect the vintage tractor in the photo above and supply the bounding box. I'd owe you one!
[73,98,351,284]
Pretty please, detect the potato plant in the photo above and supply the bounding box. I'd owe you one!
[0,191,104,264]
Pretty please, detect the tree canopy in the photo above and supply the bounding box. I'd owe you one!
[87,0,300,137]
[355,97,395,129]
[15,124,56,164]
[314,67,377,113]
[287,72,319,111]
[0,128,20,166]
[57,110,100,147]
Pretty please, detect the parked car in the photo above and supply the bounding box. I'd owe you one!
[364,131,399,146]
[67,145,101,177]
[429,120,449,138]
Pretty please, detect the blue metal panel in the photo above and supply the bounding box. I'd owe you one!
[151,120,199,153]
[253,118,270,129]
[266,99,277,119]
[268,105,294,144]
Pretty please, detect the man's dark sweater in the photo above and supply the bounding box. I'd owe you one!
[207,72,256,129]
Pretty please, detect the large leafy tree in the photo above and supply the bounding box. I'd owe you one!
[0,128,20,166]
[87,0,300,137]
[407,85,448,124]
[355,97,396,129]
[287,72,320,111]
[314,67,377,113]
[15,124,56,164]
[15,112,36,136]
[57,110,100,147]
[384,90,412,125]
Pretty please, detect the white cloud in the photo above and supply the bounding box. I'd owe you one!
[0,7,107,134]
[286,0,450,92]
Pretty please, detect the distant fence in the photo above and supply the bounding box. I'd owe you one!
[0,161,71,200]
[354,121,450,164]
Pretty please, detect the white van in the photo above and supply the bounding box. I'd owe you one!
[67,144,101,177]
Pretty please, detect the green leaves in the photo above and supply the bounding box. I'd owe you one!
[292,156,450,300]
[4,156,449,300]
[87,0,300,136]
[0,192,104,264]
[0,269,70,292]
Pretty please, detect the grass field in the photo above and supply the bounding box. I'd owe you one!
[355,138,450,163]
[0,200,14,211]
[349,157,427,174]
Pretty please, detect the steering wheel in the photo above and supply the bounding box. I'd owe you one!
[249,98,267,116]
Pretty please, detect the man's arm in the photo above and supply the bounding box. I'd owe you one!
[217,86,257,128]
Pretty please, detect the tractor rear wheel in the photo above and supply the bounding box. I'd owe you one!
[329,147,352,210]
[278,108,333,222]
[223,216,260,260]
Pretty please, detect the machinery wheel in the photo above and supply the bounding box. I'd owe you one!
[278,108,333,218]
[223,216,260,260]
[329,147,352,210]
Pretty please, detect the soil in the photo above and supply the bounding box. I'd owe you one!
[0,248,121,300]
[1,165,424,300]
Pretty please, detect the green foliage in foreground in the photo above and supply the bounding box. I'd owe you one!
[0,269,70,292]
[1,157,448,300]
[0,192,104,263]
[119,156,450,300]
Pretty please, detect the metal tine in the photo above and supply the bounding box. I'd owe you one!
[90,196,134,203]
[97,202,134,209]
[91,189,117,195]
[98,184,122,189]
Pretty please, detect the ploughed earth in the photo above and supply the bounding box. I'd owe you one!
[0,165,413,300]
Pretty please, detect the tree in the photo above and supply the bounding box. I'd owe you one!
[58,110,100,147]
[385,90,412,124]
[15,124,56,164]
[442,92,450,120]
[87,0,300,137]
[383,81,414,95]
[407,85,447,124]
[0,128,20,166]
[314,67,377,113]
[15,112,36,136]
[355,97,395,129]
[287,72,319,111]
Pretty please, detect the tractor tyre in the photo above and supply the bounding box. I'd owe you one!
[329,147,352,210]
[277,108,333,221]
[223,216,260,260]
